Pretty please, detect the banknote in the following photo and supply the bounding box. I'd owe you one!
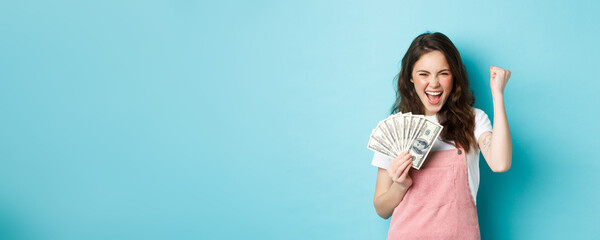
[367,112,443,169]
[407,120,443,169]
[368,124,398,158]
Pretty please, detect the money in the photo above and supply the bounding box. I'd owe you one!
[407,120,443,169]
[367,112,443,170]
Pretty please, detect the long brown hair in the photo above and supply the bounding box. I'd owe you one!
[391,32,476,152]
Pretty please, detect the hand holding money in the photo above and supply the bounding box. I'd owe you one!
[387,151,413,187]
[367,112,443,169]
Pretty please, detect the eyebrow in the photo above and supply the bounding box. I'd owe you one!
[415,69,451,73]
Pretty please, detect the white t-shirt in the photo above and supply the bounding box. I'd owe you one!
[371,108,493,205]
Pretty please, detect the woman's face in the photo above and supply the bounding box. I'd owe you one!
[411,50,453,116]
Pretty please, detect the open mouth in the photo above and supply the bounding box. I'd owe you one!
[425,90,442,105]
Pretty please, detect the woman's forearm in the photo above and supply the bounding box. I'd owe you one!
[489,93,512,172]
[374,182,411,219]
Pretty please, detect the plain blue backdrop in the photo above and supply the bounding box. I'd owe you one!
[1,0,599,239]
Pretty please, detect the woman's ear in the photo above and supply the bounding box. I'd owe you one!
[410,78,414,83]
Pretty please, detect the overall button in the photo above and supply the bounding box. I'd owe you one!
[457,149,462,155]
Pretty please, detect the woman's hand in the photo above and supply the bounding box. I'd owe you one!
[387,151,413,187]
[490,65,511,96]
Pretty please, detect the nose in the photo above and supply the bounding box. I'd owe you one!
[428,76,441,87]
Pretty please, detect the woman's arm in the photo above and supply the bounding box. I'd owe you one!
[373,152,413,219]
[479,65,512,172]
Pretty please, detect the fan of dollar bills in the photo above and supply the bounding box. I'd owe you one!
[367,113,443,170]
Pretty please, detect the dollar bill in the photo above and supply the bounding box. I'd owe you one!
[367,125,399,158]
[405,115,421,150]
[393,115,404,153]
[377,121,399,154]
[402,112,411,150]
[382,117,401,153]
[407,120,443,169]
[410,116,425,148]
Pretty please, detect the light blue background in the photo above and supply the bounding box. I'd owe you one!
[1,0,599,239]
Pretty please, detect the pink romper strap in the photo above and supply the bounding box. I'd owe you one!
[387,148,480,240]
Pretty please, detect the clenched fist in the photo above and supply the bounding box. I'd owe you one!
[490,65,511,96]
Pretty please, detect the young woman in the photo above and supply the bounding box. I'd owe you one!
[371,32,512,239]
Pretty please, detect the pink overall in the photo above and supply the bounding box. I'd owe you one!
[387,148,480,239]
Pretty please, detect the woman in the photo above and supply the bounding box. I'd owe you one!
[371,32,512,239]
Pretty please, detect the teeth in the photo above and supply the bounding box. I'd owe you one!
[426,91,442,96]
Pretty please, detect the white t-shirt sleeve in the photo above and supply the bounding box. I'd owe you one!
[371,152,393,169]
[473,108,493,144]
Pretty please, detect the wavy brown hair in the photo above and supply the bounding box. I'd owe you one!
[391,32,476,152]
